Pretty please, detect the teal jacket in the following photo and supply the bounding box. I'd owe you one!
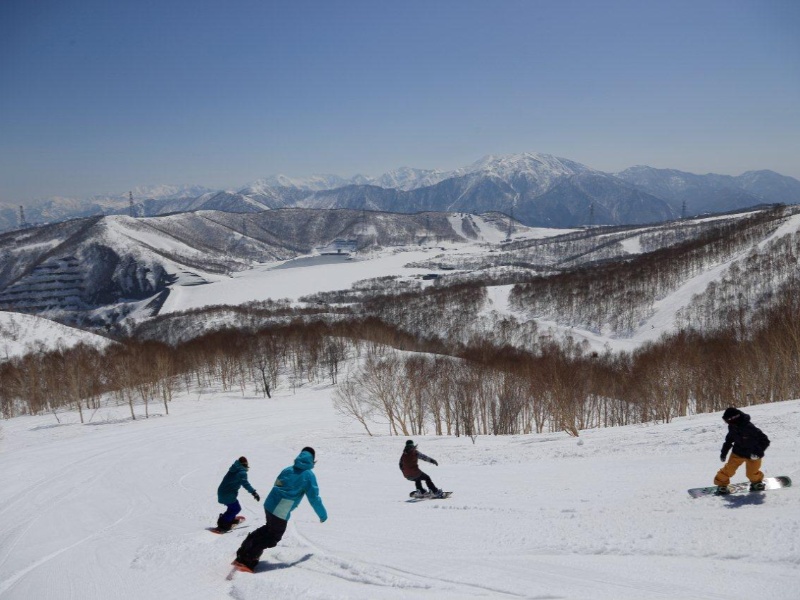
[264,451,327,522]
[217,461,256,505]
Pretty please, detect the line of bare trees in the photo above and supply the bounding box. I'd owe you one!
[676,231,800,336]
[335,288,800,437]
[2,252,799,435]
[0,319,423,421]
[508,209,784,335]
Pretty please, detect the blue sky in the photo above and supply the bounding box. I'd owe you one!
[1,0,798,203]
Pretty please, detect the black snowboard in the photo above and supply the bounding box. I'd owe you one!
[408,490,452,501]
[688,475,791,498]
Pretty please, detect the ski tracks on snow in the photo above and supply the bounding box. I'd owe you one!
[281,520,530,598]
[0,506,134,598]
[0,460,114,573]
[273,519,733,600]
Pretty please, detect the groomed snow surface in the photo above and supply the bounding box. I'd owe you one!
[1,388,798,600]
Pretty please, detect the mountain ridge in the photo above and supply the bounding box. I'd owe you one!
[3,153,800,231]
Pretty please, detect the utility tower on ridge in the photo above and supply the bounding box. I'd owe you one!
[18,205,27,229]
[129,191,135,217]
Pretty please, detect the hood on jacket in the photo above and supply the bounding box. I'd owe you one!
[722,407,751,426]
[228,460,248,474]
[293,450,315,471]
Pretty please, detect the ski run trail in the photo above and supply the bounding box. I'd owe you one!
[1,387,798,600]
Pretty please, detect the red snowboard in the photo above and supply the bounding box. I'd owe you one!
[207,515,246,534]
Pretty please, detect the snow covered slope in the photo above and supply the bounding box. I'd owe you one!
[0,387,797,599]
[0,311,112,361]
[159,217,565,315]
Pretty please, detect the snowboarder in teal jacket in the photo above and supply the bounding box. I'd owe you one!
[234,447,327,571]
[216,457,259,531]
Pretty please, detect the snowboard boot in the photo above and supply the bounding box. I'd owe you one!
[235,532,263,571]
[750,481,766,491]
[232,557,257,573]
[216,514,233,532]
[714,485,731,496]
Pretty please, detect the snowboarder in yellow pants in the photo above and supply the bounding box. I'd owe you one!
[714,453,764,487]
[713,407,770,494]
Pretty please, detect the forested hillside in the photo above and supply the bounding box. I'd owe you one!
[3,205,800,440]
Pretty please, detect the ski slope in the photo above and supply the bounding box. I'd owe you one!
[1,387,798,600]
[0,311,113,362]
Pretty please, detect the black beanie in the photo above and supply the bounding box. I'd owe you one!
[405,440,416,448]
[239,456,249,467]
[722,407,742,422]
[302,446,315,458]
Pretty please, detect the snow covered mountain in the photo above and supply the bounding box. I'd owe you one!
[616,166,800,215]
[7,153,798,232]
[0,185,217,231]
[242,167,450,193]
[0,208,518,327]
[368,166,451,190]
[289,153,675,227]
[4,196,798,362]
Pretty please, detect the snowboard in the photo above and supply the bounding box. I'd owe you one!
[408,490,452,501]
[688,476,791,498]
[208,515,246,534]
[226,560,254,579]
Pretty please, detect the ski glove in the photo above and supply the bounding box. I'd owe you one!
[252,492,260,502]
[720,452,727,462]
[432,460,439,466]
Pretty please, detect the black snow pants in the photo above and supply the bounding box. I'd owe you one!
[412,471,437,493]
[237,510,288,563]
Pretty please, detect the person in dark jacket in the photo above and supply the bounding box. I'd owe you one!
[714,407,771,494]
[233,447,327,572]
[399,440,441,497]
[216,456,260,531]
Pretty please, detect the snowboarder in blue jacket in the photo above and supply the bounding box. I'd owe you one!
[234,447,327,572]
[216,456,260,531]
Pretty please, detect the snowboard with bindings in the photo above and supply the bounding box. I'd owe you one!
[688,475,791,498]
[408,490,452,501]
[208,515,246,534]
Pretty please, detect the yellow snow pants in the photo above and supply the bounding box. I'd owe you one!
[714,453,764,486]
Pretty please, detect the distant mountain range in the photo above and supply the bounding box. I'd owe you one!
[3,153,800,231]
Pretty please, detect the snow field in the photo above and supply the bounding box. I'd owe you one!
[0,387,798,599]
[0,311,113,362]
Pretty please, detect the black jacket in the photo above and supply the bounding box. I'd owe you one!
[721,412,770,459]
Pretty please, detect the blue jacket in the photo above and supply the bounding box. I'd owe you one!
[264,451,327,522]
[217,461,256,505]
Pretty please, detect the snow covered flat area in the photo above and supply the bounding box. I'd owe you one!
[1,388,798,600]
[161,245,474,312]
